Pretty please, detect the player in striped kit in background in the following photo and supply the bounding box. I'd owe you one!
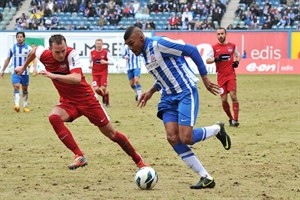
[1,31,37,112]
[122,44,143,101]
[124,26,232,189]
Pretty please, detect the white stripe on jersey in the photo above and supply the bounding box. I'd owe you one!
[8,43,32,75]
[142,36,199,95]
[67,49,82,70]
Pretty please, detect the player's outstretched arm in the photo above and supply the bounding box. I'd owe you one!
[137,86,158,108]
[201,75,220,96]
[15,48,37,75]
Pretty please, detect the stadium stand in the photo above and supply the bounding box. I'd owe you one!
[8,0,299,31]
[0,0,24,30]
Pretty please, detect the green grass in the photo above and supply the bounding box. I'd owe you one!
[0,74,299,200]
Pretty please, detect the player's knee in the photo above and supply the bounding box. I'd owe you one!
[167,133,180,146]
[49,114,62,125]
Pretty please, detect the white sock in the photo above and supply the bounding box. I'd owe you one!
[203,124,220,139]
[136,88,142,99]
[182,155,213,179]
[23,94,28,108]
[14,93,20,106]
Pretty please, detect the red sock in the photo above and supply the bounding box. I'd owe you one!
[222,101,233,120]
[233,102,239,121]
[105,92,109,105]
[49,115,83,156]
[112,131,142,164]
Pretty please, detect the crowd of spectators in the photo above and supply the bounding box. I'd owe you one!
[1,0,24,22]
[231,0,300,30]
[14,0,228,31]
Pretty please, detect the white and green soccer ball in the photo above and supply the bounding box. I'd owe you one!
[135,167,158,190]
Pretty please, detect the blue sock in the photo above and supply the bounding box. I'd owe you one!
[136,84,141,90]
[192,128,206,144]
[173,142,194,159]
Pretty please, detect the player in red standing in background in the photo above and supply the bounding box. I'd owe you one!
[206,27,241,127]
[15,34,148,170]
[89,38,113,107]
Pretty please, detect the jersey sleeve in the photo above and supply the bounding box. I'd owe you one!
[206,46,214,59]
[234,45,240,57]
[107,51,115,65]
[89,51,92,62]
[35,45,46,59]
[7,45,13,58]
[157,37,185,57]
[67,49,82,70]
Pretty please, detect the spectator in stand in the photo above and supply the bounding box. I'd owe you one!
[98,15,108,28]
[51,15,59,26]
[84,1,97,18]
[132,0,140,14]
[38,22,47,30]
[67,0,79,13]
[43,5,52,17]
[148,19,156,30]
[261,22,270,29]
[181,8,193,30]
[123,4,131,18]
[169,12,179,30]
[52,0,60,13]
[227,24,234,30]
[134,19,143,29]
[0,12,2,21]
[212,8,222,27]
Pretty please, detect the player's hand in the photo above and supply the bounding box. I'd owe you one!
[89,66,93,69]
[202,76,220,96]
[137,91,153,108]
[39,70,55,79]
[232,61,239,68]
[15,66,24,75]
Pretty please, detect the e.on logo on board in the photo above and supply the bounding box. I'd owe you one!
[236,59,300,74]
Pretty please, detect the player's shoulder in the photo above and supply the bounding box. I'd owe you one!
[227,42,236,47]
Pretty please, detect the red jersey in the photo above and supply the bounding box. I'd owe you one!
[90,49,109,76]
[35,46,95,103]
[212,42,237,85]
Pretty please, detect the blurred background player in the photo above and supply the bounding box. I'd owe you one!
[122,44,143,101]
[206,27,241,127]
[89,38,114,107]
[0,31,37,112]
[15,34,148,170]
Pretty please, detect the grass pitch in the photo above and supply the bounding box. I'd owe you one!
[0,73,299,200]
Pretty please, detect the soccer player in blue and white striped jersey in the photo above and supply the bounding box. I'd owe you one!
[124,26,232,189]
[1,32,36,112]
[122,44,143,101]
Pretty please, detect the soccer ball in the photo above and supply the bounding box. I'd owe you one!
[135,167,158,190]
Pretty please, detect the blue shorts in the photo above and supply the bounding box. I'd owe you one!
[127,68,141,80]
[11,74,29,86]
[158,85,199,126]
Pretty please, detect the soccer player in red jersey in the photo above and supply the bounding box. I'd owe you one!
[206,27,241,127]
[15,34,148,170]
[89,38,113,107]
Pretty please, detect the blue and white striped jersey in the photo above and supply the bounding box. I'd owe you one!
[122,45,143,70]
[8,43,32,75]
[141,36,206,95]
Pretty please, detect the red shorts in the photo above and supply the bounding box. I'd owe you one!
[219,79,237,96]
[57,98,109,127]
[92,73,108,87]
